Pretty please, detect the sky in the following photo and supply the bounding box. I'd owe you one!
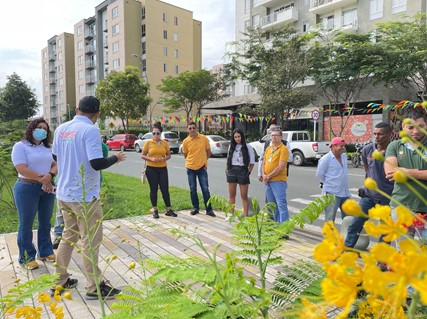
[0,0,235,104]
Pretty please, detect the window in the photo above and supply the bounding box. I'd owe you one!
[112,24,119,36]
[174,49,178,58]
[141,7,145,19]
[57,52,63,60]
[113,58,120,70]
[59,78,64,86]
[370,0,383,20]
[78,70,84,80]
[244,20,250,32]
[174,65,179,74]
[141,24,146,37]
[142,59,146,71]
[60,104,64,111]
[79,85,84,93]
[323,15,334,30]
[43,51,47,58]
[174,16,178,25]
[44,62,47,70]
[142,42,146,54]
[163,47,168,56]
[78,41,83,50]
[392,0,406,14]
[112,41,119,53]
[77,26,82,36]
[252,15,260,27]
[78,55,84,65]
[342,9,357,28]
[303,21,309,32]
[44,74,47,81]
[44,85,48,93]
[163,63,167,72]
[59,91,64,98]
[173,32,178,42]
[112,6,118,19]
[244,0,250,14]
[163,30,168,39]
[58,65,64,73]
[57,39,62,47]
[162,13,168,22]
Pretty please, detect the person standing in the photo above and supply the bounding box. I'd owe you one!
[11,118,57,270]
[52,96,126,299]
[141,122,177,219]
[182,122,215,217]
[316,137,351,223]
[384,108,427,236]
[262,128,290,224]
[226,128,255,217]
[344,122,394,248]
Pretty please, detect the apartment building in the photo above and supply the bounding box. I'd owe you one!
[41,33,76,128]
[42,0,202,129]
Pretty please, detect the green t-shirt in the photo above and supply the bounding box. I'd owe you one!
[385,139,427,212]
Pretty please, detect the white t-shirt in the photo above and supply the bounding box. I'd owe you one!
[11,141,54,178]
[231,144,255,166]
[52,115,103,202]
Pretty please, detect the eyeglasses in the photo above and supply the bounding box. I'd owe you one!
[153,132,161,135]
[188,127,197,130]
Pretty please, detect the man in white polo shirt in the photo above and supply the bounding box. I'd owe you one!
[52,96,126,300]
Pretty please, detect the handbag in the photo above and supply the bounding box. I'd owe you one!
[140,141,151,184]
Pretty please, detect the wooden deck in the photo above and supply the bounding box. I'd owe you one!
[0,210,325,319]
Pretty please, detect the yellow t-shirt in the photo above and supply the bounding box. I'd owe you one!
[182,133,210,170]
[263,143,289,182]
[143,139,170,168]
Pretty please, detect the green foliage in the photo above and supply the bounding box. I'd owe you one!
[96,66,151,132]
[0,73,38,121]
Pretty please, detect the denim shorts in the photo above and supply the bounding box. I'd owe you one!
[226,166,250,185]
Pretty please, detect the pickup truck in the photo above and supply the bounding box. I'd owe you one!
[249,130,330,166]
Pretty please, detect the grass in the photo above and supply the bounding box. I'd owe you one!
[0,171,198,234]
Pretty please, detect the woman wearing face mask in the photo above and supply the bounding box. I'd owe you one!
[11,118,57,270]
[141,122,177,219]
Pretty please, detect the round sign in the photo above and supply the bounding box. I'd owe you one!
[311,110,320,120]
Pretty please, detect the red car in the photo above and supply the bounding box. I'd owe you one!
[106,134,138,151]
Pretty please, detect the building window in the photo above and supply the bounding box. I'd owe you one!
[323,15,334,30]
[57,39,62,47]
[342,9,357,28]
[174,49,178,58]
[78,41,83,50]
[244,0,250,14]
[58,65,64,73]
[392,0,406,14]
[142,24,146,37]
[141,7,145,19]
[113,58,120,70]
[112,6,119,19]
[60,104,64,111]
[78,70,84,80]
[163,63,167,72]
[370,0,383,20]
[44,85,48,93]
[78,55,84,65]
[142,42,146,54]
[112,24,120,36]
[59,78,64,86]
[77,26,82,36]
[174,65,179,74]
[303,21,309,32]
[163,47,168,56]
[59,91,64,98]
[57,52,63,60]
[163,30,168,39]
[163,13,168,22]
[43,51,47,58]
[112,41,119,53]
[252,15,260,27]
[173,32,178,42]
[44,62,47,70]
[79,85,84,93]
[244,20,250,32]
[174,16,178,25]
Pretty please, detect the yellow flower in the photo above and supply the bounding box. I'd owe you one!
[372,151,384,161]
[129,261,136,269]
[53,290,62,302]
[38,292,51,303]
[342,199,365,217]
[112,255,117,260]
[313,222,344,262]
[321,277,357,310]
[368,204,391,219]
[393,170,407,183]
[63,292,73,300]
[297,299,327,319]
[412,277,427,305]
[395,206,414,227]
[364,177,377,190]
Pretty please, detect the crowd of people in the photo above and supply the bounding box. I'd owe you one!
[10,95,427,301]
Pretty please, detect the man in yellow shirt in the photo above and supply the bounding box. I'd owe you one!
[182,122,215,217]
[262,128,290,225]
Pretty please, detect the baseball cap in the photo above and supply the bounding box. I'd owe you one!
[329,137,346,148]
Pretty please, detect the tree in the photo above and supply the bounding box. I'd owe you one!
[370,13,427,100]
[307,31,379,137]
[157,69,225,122]
[0,73,38,121]
[226,26,314,131]
[96,66,151,132]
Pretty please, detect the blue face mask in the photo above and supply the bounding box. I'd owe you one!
[33,128,47,141]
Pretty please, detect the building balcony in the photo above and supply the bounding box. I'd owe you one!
[84,29,95,39]
[49,65,56,73]
[86,76,96,84]
[341,19,358,33]
[85,45,95,54]
[49,53,55,61]
[310,0,357,15]
[103,38,108,48]
[253,0,284,9]
[103,20,108,32]
[260,7,298,31]
[49,77,56,84]
[86,60,96,69]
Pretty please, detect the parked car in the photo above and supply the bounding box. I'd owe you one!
[106,134,138,151]
[179,135,230,157]
[249,130,330,166]
[134,131,181,153]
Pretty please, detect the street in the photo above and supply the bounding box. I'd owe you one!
[107,151,366,232]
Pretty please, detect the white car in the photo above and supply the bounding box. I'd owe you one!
[179,135,230,157]
[134,131,181,153]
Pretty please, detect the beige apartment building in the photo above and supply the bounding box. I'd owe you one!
[42,0,202,129]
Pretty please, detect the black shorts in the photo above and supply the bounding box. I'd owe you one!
[226,166,250,185]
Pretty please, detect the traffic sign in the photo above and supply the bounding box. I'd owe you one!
[311,110,320,121]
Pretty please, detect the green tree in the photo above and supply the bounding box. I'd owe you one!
[157,69,225,122]
[0,73,38,121]
[307,31,379,137]
[96,66,151,132]
[371,13,427,100]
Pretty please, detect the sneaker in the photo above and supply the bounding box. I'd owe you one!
[37,254,56,262]
[165,209,177,217]
[190,209,199,216]
[206,210,216,217]
[50,277,78,296]
[21,260,39,270]
[52,238,61,249]
[281,235,290,240]
[153,210,160,219]
[85,281,121,300]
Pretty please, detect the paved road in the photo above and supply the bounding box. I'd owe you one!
[107,151,366,232]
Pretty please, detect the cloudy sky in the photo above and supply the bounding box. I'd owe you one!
[0,0,235,102]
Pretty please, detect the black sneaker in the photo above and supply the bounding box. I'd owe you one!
[85,281,121,300]
[190,209,199,216]
[50,277,78,296]
[165,209,177,217]
[52,237,61,249]
[206,210,216,217]
[153,210,160,219]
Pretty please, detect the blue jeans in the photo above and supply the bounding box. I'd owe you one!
[265,181,288,224]
[14,180,55,264]
[54,200,64,238]
[344,196,388,248]
[324,194,349,223]
[187,168,212,211]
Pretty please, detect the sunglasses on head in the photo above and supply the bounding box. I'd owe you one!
[153,132,161,135]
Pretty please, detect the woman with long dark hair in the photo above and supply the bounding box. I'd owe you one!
[11,118,57,270]
[226,128,255,216]
[141,122,177,219]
